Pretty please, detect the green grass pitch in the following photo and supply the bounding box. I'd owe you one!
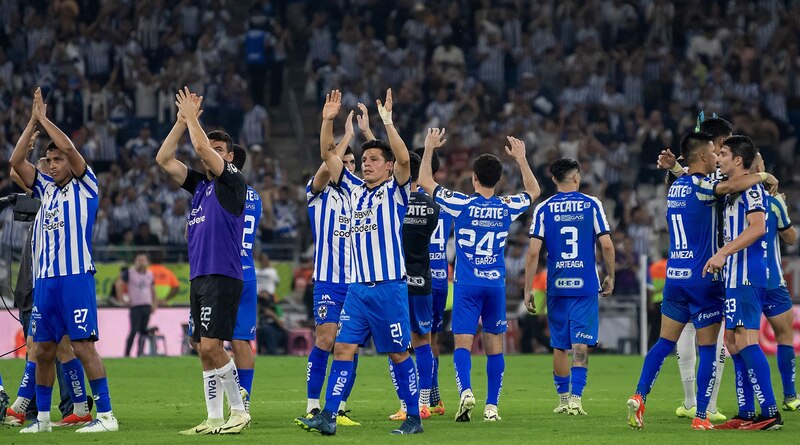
[0,354,793,444]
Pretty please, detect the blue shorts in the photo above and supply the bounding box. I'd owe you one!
[547,295,598,350]
[409,293,433,334]
[452,284,506,335]
[661,282,725,328]
[431,287,448,333]
[763,286,793,318]
[313,281,348,325]
[725,286,766,330]
[31,273,98,343]
[336,280,411,353]
[233,280,257,340]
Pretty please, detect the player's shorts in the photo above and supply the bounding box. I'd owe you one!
[661,282,725,329]
[431,286,448,333]
[452,284,506,335]
[763,286,793,318]
[725,285,766,331]
[313,281,348,325]
[547,295,598,350]
[336,280,411,353]
[189,274,243,342]
[31,273,98,343]
[233,280,258,341]
[409,292,433,334]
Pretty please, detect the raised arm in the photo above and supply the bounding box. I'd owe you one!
[419,128,446,195]
[311,109,354,193]
[356,102,376,141]
[505,136,540,200]
[714,172,777,196]
[524,237,543,313]
[319,90,345,184]
[156,112,190,185]
[177,87,225,176]
[703,211,766,277]
[598,234,615,297]
[33,87,86,176]
[376,88,410,184]
[9,112,39,189]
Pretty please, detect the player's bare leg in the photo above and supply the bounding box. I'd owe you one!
[567,344,589,415]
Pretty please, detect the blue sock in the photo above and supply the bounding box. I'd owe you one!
[739,344,778,417]
[388,358,403,402]
[453,348,472,394]
[695,345,717,419]
[61,358,88,406]
[35,384,52,413]
[635,337,676,400]
[431,356,440,404]
[341,354,358,404]
[88,378,112,413]
[553,373,570,394]
[306,346,330,399]
[394,357,420,417]
[571,366,588,397]
[322,360,353,418]
[732,353,756,419]
[237,368,254,400]
[18,361,36,399]
[415,345,433,393]
[486,353,505,406]
[777,344,796,398]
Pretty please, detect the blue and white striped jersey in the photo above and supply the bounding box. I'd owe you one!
[241,186,262,282]
[434,186,530,287]
[338,169,409,283]
[529,191,610,297]
[765,194,792,290]
[723,183,768,289]
[31,167,99,279]
[307,174,362,284]
[664,174,719,285]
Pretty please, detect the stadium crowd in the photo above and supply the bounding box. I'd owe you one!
[1,0,799,312]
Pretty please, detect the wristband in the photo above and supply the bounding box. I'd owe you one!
[758,172,768,182]
[377,106,393,125]
[669,162,684,175]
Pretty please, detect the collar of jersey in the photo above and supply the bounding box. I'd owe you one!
[362,177,391,191]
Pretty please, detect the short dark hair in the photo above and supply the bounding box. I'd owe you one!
[680,131,714,164]
[699,117,733,140]
[46,141,58,152]
[549,158,580,183]
[472,154,502,187]
[207,130,233,154]
[412,147,440,174]
[408,151,421,182]
[232,144,247,170]
[344,146,354,157]
[723,135,758,169]
[360,139,394,162]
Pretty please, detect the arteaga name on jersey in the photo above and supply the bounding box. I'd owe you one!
[548,201,591,213]
[555,260,584,268]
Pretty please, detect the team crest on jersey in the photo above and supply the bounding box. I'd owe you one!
[206,185,213,196]
[30,319,37,335]
[317,305,328,320]
[501,196,512,204]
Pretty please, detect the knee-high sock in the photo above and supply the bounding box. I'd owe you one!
[11,361,36,412]
[306,346,330,406]
[739,344,779,417]
[340,353,358,411]
[708,327,726,412]
[88,377,112,413]
[635,337,677,400]
[35,384,52,421]
[453,348,472,395]
[695,345,717,419]
[675,325,697,408]
[553,372,570,395]
[203,370,223,420]
[323,360,353,416]
[486,353,505,406]
[393,357,420,417]
[777,344,797,398]
[431,356,441,405]
[415,345,433,407]
[61,358,89,416]
[388,358,406,411]
[237,368,254,400]
[571,366,588,398]
[731,353,756,419]
[215,359,243,412]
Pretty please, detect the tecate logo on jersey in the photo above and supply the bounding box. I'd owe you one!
[407,276,425,287]
[555,278,584,289]
[473,268,501,280]
[666,267,692,279]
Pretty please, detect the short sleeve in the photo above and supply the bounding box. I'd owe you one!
[181,169,205,194]
[306,177,323,204]
[336,168,364,195]
[501,192,532,221]
[693,175,718,206]
[433,186,470,217]
[744,184,766,214]
[389,177,410,207]
[74,165,99,198]
[528,201,547,239]
[32,170,54,199]
[591,197,611,236]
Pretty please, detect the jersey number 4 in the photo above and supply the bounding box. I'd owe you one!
[458,229,508,256]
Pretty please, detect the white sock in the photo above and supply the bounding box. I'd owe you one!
[559,392,570,405]
[11,397,31,413]
[401,400,407,413]
[216,359,245,413]
[676,324,697,408]
[74,400,89,417]
[420,388,430,408]
[203,370,224,420]
[307,398,320,413]
[37,411,50,424]
[570,394,581,401]
[338,400,346,412]
[708,325,727,412]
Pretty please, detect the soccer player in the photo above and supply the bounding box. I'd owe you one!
[703,135,782,430]
[418,129,540,422]
[304,108,362,426]
[296,89,420,435]
[10,88,116,433]
[157,87,249,434]
[525,158,615,416]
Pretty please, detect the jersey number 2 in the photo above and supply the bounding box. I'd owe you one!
[242,215,256,250]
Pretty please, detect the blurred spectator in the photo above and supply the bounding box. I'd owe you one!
[256,290,287,355]
[256,252,279,297]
